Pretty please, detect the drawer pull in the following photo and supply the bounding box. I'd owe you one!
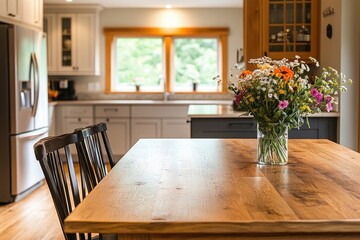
[104,108,118,112]
[228,123,254,128]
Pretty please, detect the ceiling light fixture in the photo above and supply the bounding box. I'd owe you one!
[165,4,172,9]
[66,0,72,2]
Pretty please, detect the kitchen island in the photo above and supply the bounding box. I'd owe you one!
[64,139,360,239]
[188,105,339,141]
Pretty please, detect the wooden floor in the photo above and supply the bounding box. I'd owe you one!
[0,164,84,240]
[0,182,64,239]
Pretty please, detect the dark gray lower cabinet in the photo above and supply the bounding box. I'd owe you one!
[190,117,338,142]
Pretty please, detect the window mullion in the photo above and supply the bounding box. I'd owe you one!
[105,34,114,93]
[220,35,228,93]
[164,36,172,92]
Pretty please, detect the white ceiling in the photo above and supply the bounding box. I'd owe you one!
[43,0,243,8]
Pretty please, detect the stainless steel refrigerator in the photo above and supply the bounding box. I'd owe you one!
[0,23,48,203]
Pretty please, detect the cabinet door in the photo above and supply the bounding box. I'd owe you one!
[63,117,93,134]
[0,0,6,17]
[75,13,96,74]
[6,0,21,20]
[263,0,318,60]
[63,117,93,154]
[59,105,93,134]
[44,14,57,72]
[22,0,42,29]
[96,117,130,157]
[57,14,76,72]
[244,0,263,70]
[162,118,190,138]
[131,118,161,145]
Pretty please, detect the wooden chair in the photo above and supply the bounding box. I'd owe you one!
[75,122,116,193]
[33,132,113,240]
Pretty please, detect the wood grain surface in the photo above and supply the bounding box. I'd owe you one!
[64,139,360,239]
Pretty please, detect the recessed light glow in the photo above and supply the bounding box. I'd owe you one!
[66,0,72,2]
[165,4,172,9]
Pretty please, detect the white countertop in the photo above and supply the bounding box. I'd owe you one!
[188,105,340,118]
[49,100,233,106]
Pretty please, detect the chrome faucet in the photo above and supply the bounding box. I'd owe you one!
[163,91,170,101]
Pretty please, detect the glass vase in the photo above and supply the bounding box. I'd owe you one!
[257,123,288,165]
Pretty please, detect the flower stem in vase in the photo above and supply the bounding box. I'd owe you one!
[257,123,288,165]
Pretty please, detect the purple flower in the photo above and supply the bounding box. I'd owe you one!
[235,91,245,104]
[316,92,323,102]
[326,102,333,112]
[310,88,319,97]
[278,100,289,110]
[324,95,333,103]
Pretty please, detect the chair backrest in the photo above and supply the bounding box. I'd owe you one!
[75,122,116,192]
[33,132,89,240]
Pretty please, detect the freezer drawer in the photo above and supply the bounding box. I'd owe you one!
[11,128,48,196]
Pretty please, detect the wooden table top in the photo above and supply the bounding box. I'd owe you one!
[64,139,360,235]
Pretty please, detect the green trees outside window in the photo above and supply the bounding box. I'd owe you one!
[114,38,163,92]
[174,38,218,92]
[112,36,220,92]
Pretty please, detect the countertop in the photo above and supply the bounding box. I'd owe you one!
[188,104,340,118]
[49,99,233,106]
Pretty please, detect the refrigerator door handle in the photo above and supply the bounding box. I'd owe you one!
[17,128,48,140]
[31,53,40,117]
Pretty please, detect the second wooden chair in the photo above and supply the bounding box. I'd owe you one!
[75,122,116,193]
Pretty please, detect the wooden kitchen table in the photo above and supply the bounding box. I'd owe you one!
[64,139,360,240]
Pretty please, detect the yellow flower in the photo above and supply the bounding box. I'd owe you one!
[258,63,271,70]
[279,89,286,95]
[300,105,311,112]
[249,97,255,102]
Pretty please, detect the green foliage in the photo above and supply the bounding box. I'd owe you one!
[116,38,163,86]
[174,38,217,86]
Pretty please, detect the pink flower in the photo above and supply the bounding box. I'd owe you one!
[278,100,289,110]
[324,95,333,103]
[316,92,323,102]
[326,102,333,112]
[235,90,245,104]
[310,88,319,97]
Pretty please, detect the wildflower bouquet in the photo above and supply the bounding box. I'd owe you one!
[226,56,351,165]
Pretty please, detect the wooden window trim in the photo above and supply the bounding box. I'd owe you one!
[104,27,229,94]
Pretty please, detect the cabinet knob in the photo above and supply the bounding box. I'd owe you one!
[106,118,110,122]
[78,118,81,122]
[8,13,16,17]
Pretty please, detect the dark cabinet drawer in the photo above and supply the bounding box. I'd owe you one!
[191,117,337,142]
[191,118,256,138]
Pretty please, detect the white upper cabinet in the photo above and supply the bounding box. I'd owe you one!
[22,0,43,29]
[2,0,21,20]
[44,5,102,76]
[0,0,43,30]
[43,14,57,72]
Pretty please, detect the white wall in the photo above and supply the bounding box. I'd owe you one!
[320,0,360,150]
[69,8,243,96]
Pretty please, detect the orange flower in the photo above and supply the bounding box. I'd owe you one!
[239,70,252,78]
[273,66,294,82]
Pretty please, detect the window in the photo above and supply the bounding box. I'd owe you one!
[173,38,219,92]
[104,28,228,94]
[114,38,163,92]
